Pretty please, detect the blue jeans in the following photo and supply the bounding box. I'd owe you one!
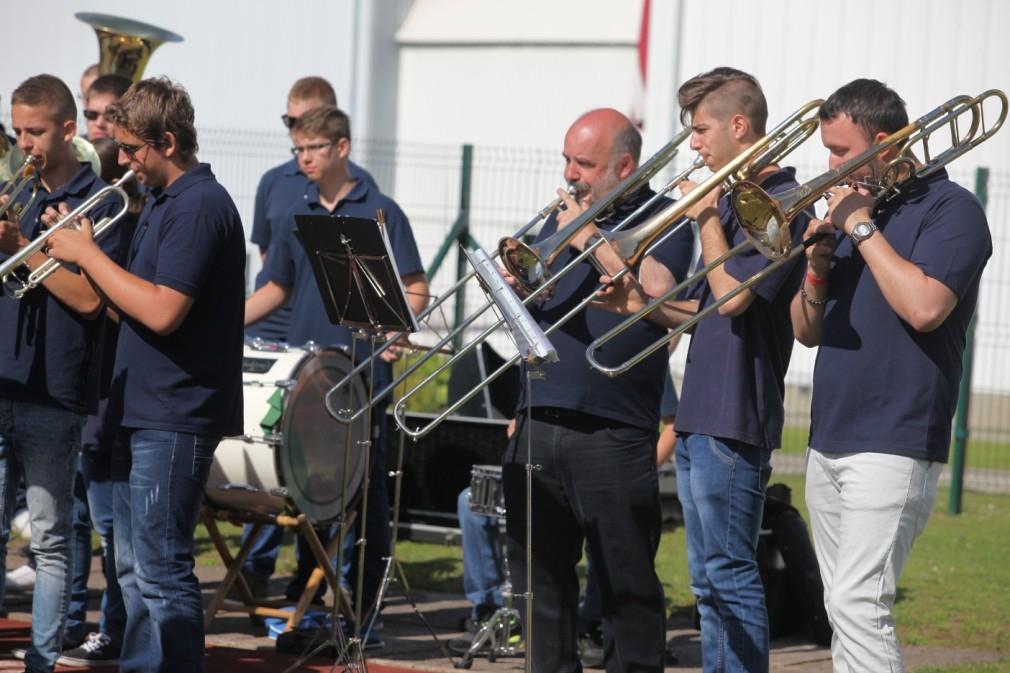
[66,459,90,645]
[112,429,217,673]
[80,446,126,642]
[457,487,503,616]
[676,433,771,673]
[0,399,81,673]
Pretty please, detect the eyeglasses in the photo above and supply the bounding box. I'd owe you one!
[290,142,333,157]
[281,114,298,130]
[83,109,105,122]
[115,140,148,158]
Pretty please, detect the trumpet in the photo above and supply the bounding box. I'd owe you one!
[321,132,690,427]
[586,89,1007,378]
[1,171,136,299]
[0,155,39,221]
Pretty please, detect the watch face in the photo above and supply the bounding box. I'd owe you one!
[852,221,874,241]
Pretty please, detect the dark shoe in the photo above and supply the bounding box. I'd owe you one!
[228,569,270,601]
[57,632,121,667]
[284,575,326,604]
[577,624,604,669]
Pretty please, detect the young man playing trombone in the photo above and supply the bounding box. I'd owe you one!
[792,79,993,673]
[595,68,812,673]
[46,77,246,673]
[0,73,121,673]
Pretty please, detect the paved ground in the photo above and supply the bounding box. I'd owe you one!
[2,542,1002,672]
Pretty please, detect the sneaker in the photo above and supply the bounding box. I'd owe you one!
[447,610,523,656]
[5,564,36,592]
[11,508,30,540]
[577,624,604,669]
[11,647,25,660]
[57,632,121,667]
[227,569,270,601]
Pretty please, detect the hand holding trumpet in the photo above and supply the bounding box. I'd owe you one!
[42,202,98,266]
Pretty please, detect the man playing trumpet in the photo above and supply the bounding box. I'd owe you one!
[0,74,121,673]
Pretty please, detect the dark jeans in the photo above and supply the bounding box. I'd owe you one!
[112,429,217,673]
[79,447,126,642]
[502,410,665,673]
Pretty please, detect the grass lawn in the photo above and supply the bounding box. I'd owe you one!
[195,474,1010,662]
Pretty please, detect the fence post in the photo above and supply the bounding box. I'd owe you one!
[452,145,474,350]
[948,166,989,515]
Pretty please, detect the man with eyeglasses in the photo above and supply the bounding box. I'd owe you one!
[46,76,245,673]
[246,76,376,343]
[245,105,428,643]
[81,75,131,141]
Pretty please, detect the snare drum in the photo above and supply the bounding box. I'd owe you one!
[468,464,505,517]
[206,342,370,523]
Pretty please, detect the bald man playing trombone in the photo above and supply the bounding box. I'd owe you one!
[501,107,694,673]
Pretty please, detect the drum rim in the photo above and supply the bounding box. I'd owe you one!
[277,346,369,523]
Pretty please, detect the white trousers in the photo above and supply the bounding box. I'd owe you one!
[805,448,941,673]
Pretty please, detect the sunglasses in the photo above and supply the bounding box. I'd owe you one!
[281,114,298,130]
[83,109,104,121]
[115,140,148,158]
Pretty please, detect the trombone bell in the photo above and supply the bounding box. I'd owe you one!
[730,180,797,259]
[76,13,183,82]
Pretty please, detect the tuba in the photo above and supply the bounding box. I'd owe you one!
[76,13,183,81]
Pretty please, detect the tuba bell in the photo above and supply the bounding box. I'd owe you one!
[76,12,183,82]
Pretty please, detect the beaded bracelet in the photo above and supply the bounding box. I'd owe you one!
[800,285,828,306]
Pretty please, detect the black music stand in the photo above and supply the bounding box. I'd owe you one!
[282,212,419,671]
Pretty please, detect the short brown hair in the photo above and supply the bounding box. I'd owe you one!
[11,74,77,123]
[292,105,351,144]
[678,67,768,135]
[288,77,337,106]
[105,77,198,161]
[87,74,132,102]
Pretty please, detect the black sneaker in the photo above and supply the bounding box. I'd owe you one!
[56,631,121,667]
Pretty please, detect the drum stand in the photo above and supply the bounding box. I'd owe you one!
[201,506,357,633]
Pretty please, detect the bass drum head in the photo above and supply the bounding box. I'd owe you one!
[277,347,369,523]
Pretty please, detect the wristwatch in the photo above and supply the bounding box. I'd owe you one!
[849,220,878,246]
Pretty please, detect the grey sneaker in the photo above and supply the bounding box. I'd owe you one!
[56,631,121,667]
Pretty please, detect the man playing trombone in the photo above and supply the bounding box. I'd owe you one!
[594,68,813,673]
[502,107,694,672]
[0,74,122,673]
[792,79,993,673]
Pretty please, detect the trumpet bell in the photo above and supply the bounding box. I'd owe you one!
[730,180,796,259]
[76,12,183,81]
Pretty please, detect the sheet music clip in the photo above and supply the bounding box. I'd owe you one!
[294,211,418,333]
[464,247,558,365]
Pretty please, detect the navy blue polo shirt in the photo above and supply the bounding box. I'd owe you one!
[262,177,423,385]
[675,167,809,449]
[247,158,377,342]
[810,169,990,463]
[0,162,118,413]
[81,210,139,449]
[111,163,245,437]
[518,187,696,431]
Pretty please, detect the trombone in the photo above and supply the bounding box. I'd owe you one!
[322,130,690,425]
[392,99,824,439]
[586,89,1007,378]
[0,171,136,299]
[0,155,38,221]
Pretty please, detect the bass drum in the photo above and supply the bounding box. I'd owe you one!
[206,343,370,523]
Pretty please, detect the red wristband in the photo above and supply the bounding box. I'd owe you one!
[806,271,828,286]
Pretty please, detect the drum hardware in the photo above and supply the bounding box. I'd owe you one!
[455,464,522,668]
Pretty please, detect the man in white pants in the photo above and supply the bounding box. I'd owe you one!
[791,79,992,672]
